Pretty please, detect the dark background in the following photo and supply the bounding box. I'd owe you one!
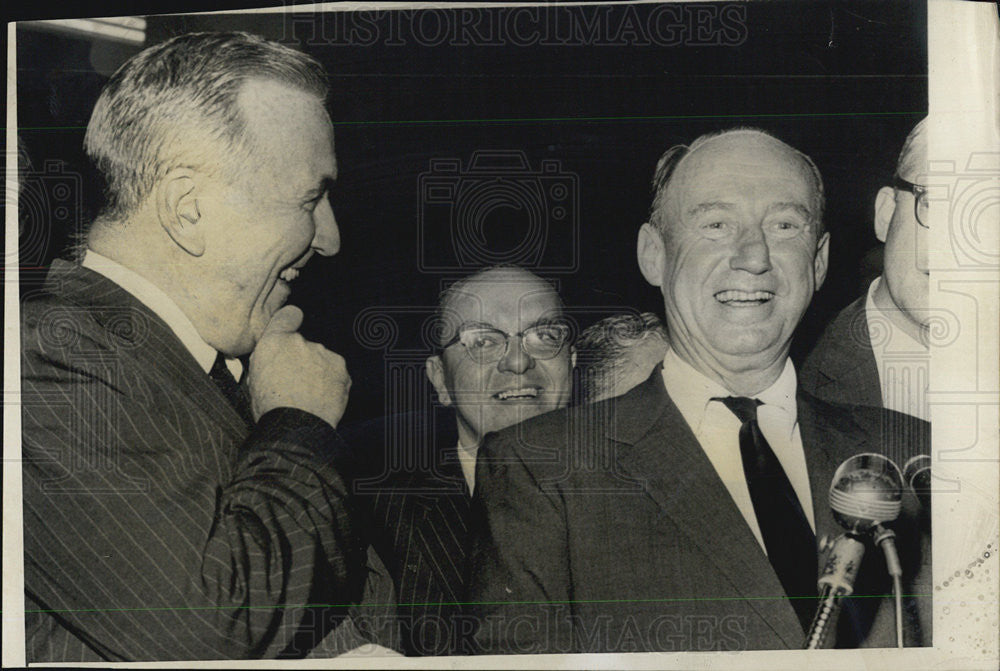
[15,1,927,426]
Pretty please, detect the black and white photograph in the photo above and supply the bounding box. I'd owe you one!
[4,0,998,667]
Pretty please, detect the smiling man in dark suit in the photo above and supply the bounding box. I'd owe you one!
[21,32,368,661]
[466,129,930,653]
[360,266,575,655]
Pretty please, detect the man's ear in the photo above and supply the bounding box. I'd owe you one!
[814,231,830,290]
[637,222,665,288]
[157,169,204,256]
[874,186,897,243]
[425,355,453,406]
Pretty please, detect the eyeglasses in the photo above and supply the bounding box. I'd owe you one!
[442,323,571,365]
[892,175,929,229]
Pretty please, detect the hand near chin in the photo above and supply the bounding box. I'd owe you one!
[248,305,351,428]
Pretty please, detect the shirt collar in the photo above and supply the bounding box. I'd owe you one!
[865,276,926,352]
[661,347,798,430]
[755,355,798,416]
[456,442,479,496]
[81,250,242,380]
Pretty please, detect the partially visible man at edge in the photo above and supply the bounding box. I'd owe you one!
[359,266,576,655]
[801,118,931,421]
[21,32,367,661]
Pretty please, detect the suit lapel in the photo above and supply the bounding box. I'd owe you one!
[48,260,249,442]
[797,391,870,546]
[410,444,471,603]
[812,298,881,407]
[610,368,805,648]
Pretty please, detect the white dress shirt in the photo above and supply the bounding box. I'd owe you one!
[457,442,479,495]
[82,250,243,381]
[865,278,930,421]
[660,348,815,553]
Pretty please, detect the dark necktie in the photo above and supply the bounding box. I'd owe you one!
[715,396,817,632]
[209,353,254,425]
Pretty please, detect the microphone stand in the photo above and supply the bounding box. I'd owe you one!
[805,453,909,649]
[873,524,904,648]
[805,526,907,649]
[804,534,866,649]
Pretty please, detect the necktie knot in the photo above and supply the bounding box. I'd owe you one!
[715,396,762,424]
[209,353,253,425]
[210,352,238,386]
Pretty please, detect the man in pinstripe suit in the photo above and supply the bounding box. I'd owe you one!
[361,266,575,655]
[21,32,367,661]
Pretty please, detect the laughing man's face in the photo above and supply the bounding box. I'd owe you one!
[196,78,340,355]
[647,132,829,378]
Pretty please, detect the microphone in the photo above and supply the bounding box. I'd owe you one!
[903,454,931,509]
[829,453,904,532]
[805,454,905,649]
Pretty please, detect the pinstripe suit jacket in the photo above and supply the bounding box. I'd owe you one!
[20,260,366,661]
[351,412,471,656]
[466,366,930,653]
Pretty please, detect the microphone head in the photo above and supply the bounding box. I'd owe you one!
[903,454,931,509]
[829,453,904,533]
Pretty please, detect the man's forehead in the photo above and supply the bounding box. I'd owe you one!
[236,78,336,189]
[667,134,815,211]
[686,135,807,180]
[238,78,325,119]
[449,283,560,316]
[238,79,333,143]
[443,274,562,326]
[897,143,928,183]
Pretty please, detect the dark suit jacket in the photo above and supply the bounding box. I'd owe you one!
[348,411,471,656]
[466,366,930,653]
[800,296,882,408]
[20,260,366,661]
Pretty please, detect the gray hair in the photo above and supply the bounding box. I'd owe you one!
[575,311,668,403]
[84,31,328,226]
[647,127,826,239]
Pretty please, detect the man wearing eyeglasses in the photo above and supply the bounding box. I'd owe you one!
[426,266,576,489]
[801,118,929,420]
[363,265,574,655]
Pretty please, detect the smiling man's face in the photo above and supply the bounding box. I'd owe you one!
[426,267,575,448]
[196,78,340,355]
[639,132,829,384]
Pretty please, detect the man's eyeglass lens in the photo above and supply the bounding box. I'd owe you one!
[456,325,570,364]
[893,175,929,228]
